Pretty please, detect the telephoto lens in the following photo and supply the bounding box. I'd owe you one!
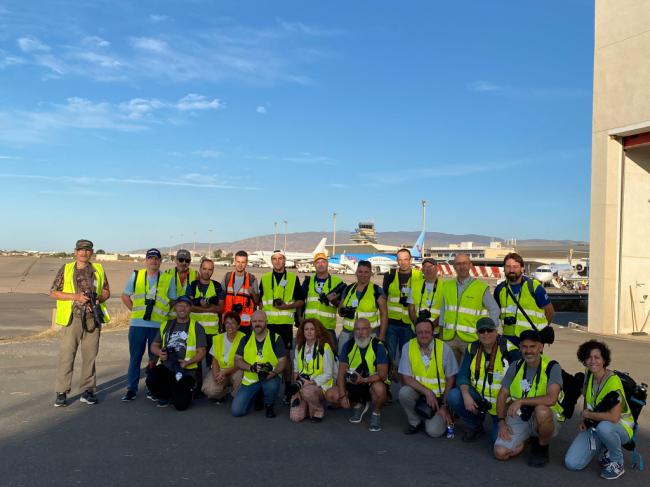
[417,309,431,321]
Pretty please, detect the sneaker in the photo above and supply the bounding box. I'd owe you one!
[528,440,549,468]
[157,399,170,408]
[349,402,370,424]
[404,421,424,435]
[145,390,158,402]
[121,390,136,402]
[265,405,276,418]
[462,425,484,443]
[369,412,382,432]
[600,462,624,480]
[80,390,98,405]
[54,392,67,407]
[599,450,611,467]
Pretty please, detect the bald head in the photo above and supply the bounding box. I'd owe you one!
[353,318,371,340]
[251,310,268,335]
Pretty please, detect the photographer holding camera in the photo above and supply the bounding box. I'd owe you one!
[222,250,259,333]
[147,296,207,410]
[494,329,564,467]
[337,318,390,432]
[288,318,338,422]
[232,310,287,418]
[494,253,554,346]
[121,248,177,402]
[50,239,111,407]
[302,253,345,345]
[164,249,197,319]
[564,340,634,480]
[398,319,458,438]
[337,260,387,356]
[407,258,441,331]
[446,317,521,443]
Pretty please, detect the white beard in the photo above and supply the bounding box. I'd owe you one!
[354,336,371,348]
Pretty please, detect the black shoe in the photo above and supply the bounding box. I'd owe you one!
[80,390,98,405]
[54,392,67,407]
[254,390,264,411]
[311,416,323,423]
[404,421,424,435]
[528,439,549,468]
[265,405,276,418]
[121,390,136,402]
[462,426,484,443]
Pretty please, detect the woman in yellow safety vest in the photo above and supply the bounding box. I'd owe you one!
[565,340,635,480]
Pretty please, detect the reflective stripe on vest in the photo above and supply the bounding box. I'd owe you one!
[212,331,246,369]
[160,319,198,369]
[261,272,297,325]
[304,274,343,330]
[468,340,511,415]
[296,342,334,390]
[223,272,256,326]
[189,280,220,335]
[341,283,379,331]
[412,278,442,322]
[386,269,422,324]
[166,268,198,318]
[509,355,565,422]
[131,269,173,323]
[585,372,634,440]
[241,332,280,385]
[498,278,548,337]
[408,338,446,395]
[55,262,110,326]
[440,278,488,343]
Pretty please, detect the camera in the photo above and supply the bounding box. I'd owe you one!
[256,362,274,380]
[475,396,492,414]
[503,316,517,326]
[417,309,431,321]
[399,295,409,307]
[143,298,156,321]
[345,370,359,384]
[339,306,356,319]
[273,298,284,307]
[83,291,105,328]
[232,303,243,314]
[162,347,184,381]
[517,405,535,422]
[584,390,620,428]
[286,373,310,397]
[318,293,330,305]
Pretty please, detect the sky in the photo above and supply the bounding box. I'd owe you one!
[0,0,595,251]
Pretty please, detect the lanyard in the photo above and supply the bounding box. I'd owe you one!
[521,363,542,398]
[590,372,613,406]
[505,283,520,321]
[145,271,160,300]
[299,343,321,375]
[417,280,437,313]
[313,275,332,296]
[474,341,498,397]
[271,271,288,301]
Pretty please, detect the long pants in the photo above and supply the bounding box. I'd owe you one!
[127,326,159,393]
[398,385,447,437]
[386,322,415,366]
[231,376,281,417]
[290,383,326,422]
[145,364,195,411]
[55,315,101,393]
[202,370,243,400]
[565,421,629,469]
[446,387,499,443]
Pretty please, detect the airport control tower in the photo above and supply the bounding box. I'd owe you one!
[350,221,377,244]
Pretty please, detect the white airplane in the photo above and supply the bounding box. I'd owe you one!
[249,237,328,268]
[532,263,576,284]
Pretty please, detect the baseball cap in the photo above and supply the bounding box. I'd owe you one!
[75,239,94,251]
[421,257,437,266]
[272,249,285,257]
[146,248,162,259]
[476,317,497,332]
[519,329,542,343]
[313,252,328,263]
[176,249,191,260]
[175,295,192,305]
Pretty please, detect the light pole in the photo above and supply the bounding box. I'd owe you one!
[273,222,278,250]
[208,229,213,258]
[169,235,173,258]
[421,200,427,256]
[333,212,337,256]
[179,234,183,253]
[283,220,288,251]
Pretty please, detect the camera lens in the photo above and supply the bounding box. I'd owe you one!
[233,303,243,314]
[273,298,284,307]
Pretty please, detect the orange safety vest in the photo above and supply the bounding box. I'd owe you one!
[223,271,256,327]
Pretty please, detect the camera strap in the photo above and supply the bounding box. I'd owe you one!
[519,361,542,398]
[505,282,538,331]
[271,271,288,301]
[418,280,437,313]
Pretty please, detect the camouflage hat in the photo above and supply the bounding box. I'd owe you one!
[75,239,94,251]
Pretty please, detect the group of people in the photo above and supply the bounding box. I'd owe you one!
[50,239,636,480]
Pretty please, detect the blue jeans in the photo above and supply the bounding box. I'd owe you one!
[447,387,499,443]
[565,421,630,469]
[386,322,415,366]
[127,326,159,393]
[231,376,281,417]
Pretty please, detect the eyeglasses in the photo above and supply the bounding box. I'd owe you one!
[478,328,495,334]
[177,258,191,263]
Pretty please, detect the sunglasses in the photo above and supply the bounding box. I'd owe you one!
[177,258,191,263]
[478,328,496,334]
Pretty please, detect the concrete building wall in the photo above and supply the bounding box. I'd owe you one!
[589,0,650,334]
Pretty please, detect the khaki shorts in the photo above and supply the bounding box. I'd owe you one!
[494,413,562,451]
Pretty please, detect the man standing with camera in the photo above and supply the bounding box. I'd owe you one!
[338,260,387,356]
[398,319,458,437]
[337,318,390,432]
[302,253,345,344]
[494,329,564,467]
[165,249,197,317]
[407,258,441,328]
[222,250,259,333]
[50,239,110,407]
[187,258,224,355]
[147,296,207,410]
[494,253,554,346]
[232,310,287,418]
[446,317,520,443]
[259,250,304,391]
[383,248,422,368]
[434,253,500,363]
[121,248,177,401]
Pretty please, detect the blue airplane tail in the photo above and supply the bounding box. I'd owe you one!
[410,230,426,259]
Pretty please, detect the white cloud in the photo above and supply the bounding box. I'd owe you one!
[468,80,500,92]
[0,155,18,159]
[71,51,121,68]
[468,80,589,100]
[82,36,110,48]
[256,105,267,114]
[149,14,170,23]
[130,36,169,54]
[176,94,222,111]
[192,150,221,159]
[17,36,50,53]
[119,98,164,119]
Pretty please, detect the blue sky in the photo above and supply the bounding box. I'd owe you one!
[0,0,594,251]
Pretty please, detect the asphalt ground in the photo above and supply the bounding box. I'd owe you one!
[0,326,647,487]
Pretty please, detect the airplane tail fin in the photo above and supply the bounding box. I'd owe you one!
[410,230,426,259]
[312,237,327,256]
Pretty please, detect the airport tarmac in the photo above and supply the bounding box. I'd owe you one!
[0,326,647,487]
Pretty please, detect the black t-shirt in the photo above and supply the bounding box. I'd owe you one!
[154,319,207,372]
[301,275,346,299]
[186,279,224,305]
[340,283,384,306]
[382,270,412,294]
[235,331,286,361]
